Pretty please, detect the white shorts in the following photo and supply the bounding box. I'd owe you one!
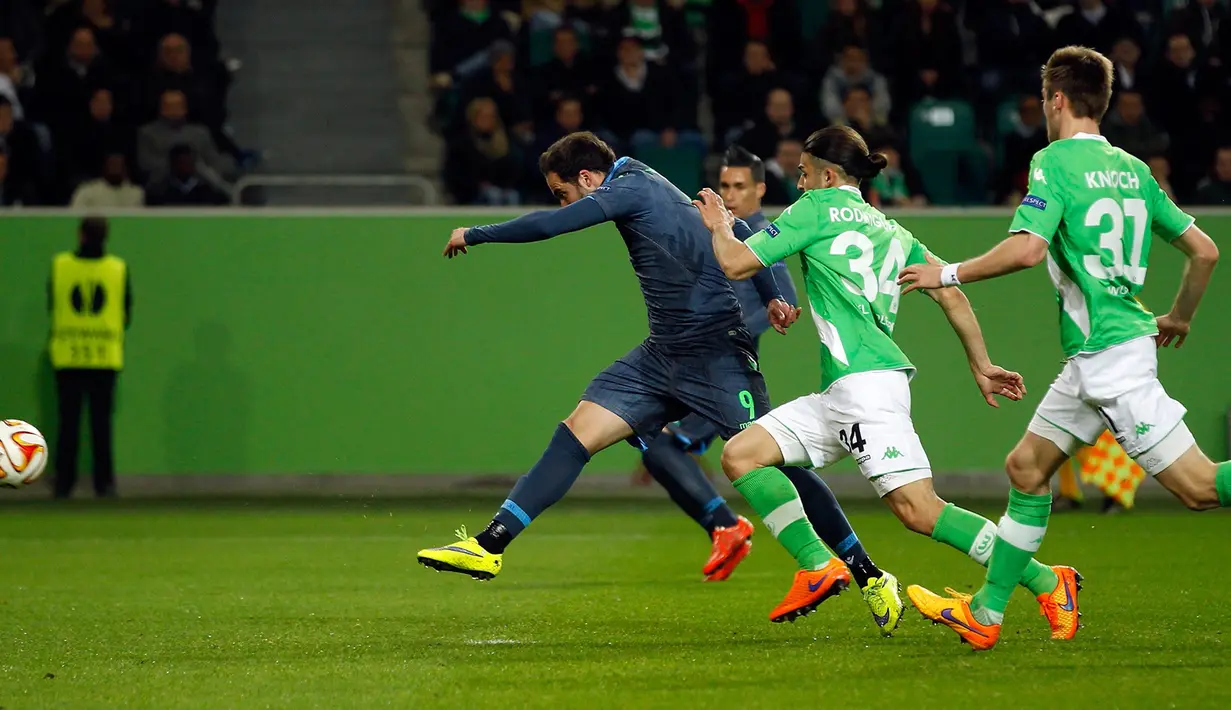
[756,370,931,497]
[1028,336,1193,476]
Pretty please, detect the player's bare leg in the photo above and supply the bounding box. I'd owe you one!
[418,401,632,580]
[890,477,1081,639]
[718,426,849,621]
[723,425,903,631]
[1154,445,1230,511]
[911,433,1072,649]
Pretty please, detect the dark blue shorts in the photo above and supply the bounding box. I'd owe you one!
[663,334,761,454]
[581,330,770,450]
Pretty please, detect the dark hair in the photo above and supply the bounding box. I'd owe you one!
[1042,46,1114,121]
[803,125,887,181]
[538,131,616,181]
[722,144,766,183]
[80,217,108,245]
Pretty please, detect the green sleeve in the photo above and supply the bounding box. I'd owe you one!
[1147,174,1195,242]
[746,193,825,266]
[905,237,938,267]
[1007,150,1065,242]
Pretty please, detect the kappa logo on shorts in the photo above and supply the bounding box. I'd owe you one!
[1021,194,1047,211]
[766,223,781,238]
[1135,422,1153,436]
[882,447,903,460]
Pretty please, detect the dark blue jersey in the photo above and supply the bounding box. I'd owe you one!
[467,157,782,353]
[730,210,797,336]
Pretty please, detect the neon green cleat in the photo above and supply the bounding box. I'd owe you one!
[861,571,904,637]
[418,526,502,581]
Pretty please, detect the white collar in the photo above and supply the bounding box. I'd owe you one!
[1072,132,1109,142]
[837,185,863,197]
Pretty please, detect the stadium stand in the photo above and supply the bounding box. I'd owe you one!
[2,0,1229,207]
[426,0,1231,207]
[0,0,247,207]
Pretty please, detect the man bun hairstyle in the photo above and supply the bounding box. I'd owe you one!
[722,144,766,183]
[1042,45,1115,121]
[802,125,887,182]
[539,131,616,182]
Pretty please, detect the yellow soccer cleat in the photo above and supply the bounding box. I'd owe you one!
[907,584,1000,651]
[1037,565,1083,640]
[417,526,502,581]
[861,571,905,637]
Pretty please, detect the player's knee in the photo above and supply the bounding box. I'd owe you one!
[886,488,943,536]
[1005,446,1048,494]
[720,432,760,479]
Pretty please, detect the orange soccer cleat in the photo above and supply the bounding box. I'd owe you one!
[769,558,851,623]
[1037,565,1083,640]
[703,516,754,581]
[907,585,1001,651]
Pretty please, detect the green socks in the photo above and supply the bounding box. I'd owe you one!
[1216,462,1231,507]
[931,503,1058,597]
[732,467,834,571]
[971,489,1052,625]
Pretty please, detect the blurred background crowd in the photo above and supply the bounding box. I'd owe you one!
[428,0,1231,208]
[1,0,1229,208]
[0,0,253,207]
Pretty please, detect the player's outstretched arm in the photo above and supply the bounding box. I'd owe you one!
[732,217,801,334]
[1157,224,1220,348]
[442,198,610,258]
[694,188,764,280]
[897,232,1049,293]
[922,277,1026,408]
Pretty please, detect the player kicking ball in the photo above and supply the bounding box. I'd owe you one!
[694,125,1080,643]
[418,132,903,630]
[898,46,1228,651]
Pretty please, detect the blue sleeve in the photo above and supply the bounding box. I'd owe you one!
[585,178,643,220]
[770,262,797,307]
[733,217,781,304]
[465,196,609,245]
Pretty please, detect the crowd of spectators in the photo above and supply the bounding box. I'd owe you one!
[429,0,1231,207]
[0,0,242,208]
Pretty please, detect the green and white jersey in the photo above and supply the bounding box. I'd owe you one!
[746,185,930,391]
[1009,133,1195,358]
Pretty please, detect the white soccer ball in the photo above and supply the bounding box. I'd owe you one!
[0,420,49,488]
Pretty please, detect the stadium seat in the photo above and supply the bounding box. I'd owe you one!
[634,145,705,198]
[993,96,1023,173]
[908,99,989,205]
[798,2,829,40]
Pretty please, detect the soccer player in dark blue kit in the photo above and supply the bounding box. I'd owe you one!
[639,146,802,581]
[419,133,903,628]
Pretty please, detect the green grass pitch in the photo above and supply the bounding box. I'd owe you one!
[2,497,1229,709]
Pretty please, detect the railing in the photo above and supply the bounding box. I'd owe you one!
[230,174,439,206]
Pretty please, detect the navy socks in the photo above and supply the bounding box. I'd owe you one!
[780,466,881,587]
[641,434,739,534]
[476,422,592,554]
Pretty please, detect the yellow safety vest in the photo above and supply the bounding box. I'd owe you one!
[49,252,126,370]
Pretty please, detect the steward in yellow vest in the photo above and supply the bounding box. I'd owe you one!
[48,218,130,499]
